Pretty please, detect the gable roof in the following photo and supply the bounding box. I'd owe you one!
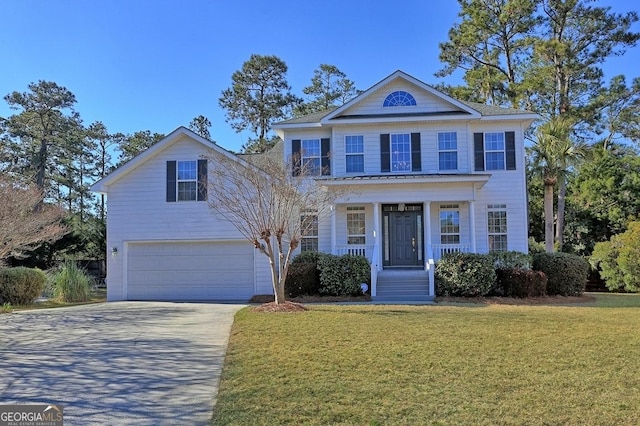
[272,70,538,132]
[90,127,248,193]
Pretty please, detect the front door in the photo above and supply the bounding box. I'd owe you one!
[383,204,423,267]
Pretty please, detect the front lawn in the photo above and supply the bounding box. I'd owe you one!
[212,293,640,425]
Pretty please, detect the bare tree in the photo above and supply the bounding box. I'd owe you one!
[0,174,67,263]
[204,150,349,304]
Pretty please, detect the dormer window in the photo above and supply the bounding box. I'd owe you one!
[383,91,417,107]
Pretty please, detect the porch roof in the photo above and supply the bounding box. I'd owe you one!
[316,173,492,188]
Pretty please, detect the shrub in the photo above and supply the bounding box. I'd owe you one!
[49,259,93,302]
[285,262,321,297]
[318,254,369,296]
[528,238,546,254]
[591,222,640,292]
[496,268,547,298]
[532,252,589,296]
[0,267,46,305]
[488,251,531,270]
[291,251,325,265]
[435,253,496,297]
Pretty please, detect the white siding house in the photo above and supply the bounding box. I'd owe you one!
[92,70,537,302]
[272,70,537,301]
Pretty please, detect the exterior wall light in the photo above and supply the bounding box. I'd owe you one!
[111,247,118,257]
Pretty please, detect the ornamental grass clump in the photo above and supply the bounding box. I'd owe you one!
[49,259,93,302]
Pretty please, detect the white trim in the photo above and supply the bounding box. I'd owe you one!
[91,127,256,193]
[319,174,491,187]
[321,70,482,123]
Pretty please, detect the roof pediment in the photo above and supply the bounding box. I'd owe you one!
[320,70,481,124]
[273,70,538,131]
[90,127,247,193]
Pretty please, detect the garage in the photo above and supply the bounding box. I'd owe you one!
[126,241,255,301]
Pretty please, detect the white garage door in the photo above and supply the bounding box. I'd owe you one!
[126,241,255,301]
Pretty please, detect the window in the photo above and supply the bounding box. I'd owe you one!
[347,206,366,244]
[177,161,197,201]
[488,204,508,252]
[301,139,321,175]
[292,138,330,176]
[438,132,458,170]
[485,133,505,170]
[391,133,411,172]
[383,91,417,107]
[440,205,460,244]
[345,135,364,173]
[301,213,319,252]
[166,160,206,202]
[474,132,515,171]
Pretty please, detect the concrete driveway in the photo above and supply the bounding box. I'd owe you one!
[0,302,244,425]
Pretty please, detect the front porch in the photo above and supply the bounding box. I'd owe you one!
[328,201,477,301]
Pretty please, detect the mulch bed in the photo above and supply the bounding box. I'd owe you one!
[251,301,307,312]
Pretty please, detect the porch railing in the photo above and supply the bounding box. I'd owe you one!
[431,243,472,261]
[335,244,375,259]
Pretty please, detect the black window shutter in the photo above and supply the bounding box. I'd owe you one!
[321,138,330,176]
[411,132,421,172]
[197,159,207,201]
[166,161,176,202]
[380,134,390,172]
[505,131,516,170]
[292,139,301,176]
[474,133,485,171]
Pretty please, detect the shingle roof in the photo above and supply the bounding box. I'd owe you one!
[274,108,337,125]
[459,100,534,116]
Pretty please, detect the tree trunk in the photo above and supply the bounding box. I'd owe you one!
[555,177,567,251]
[274,276,286,305]
[544,182,555,253]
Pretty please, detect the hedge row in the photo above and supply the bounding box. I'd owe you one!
[435,251,589,297]
[285,252,370,297]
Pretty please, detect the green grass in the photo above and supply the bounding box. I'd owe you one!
[213,293,640,425]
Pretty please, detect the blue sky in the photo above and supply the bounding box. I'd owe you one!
[1,0,638,153]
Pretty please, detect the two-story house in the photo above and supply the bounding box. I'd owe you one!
[91,70,537,302]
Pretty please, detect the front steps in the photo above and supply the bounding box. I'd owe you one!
[373,269,434,302]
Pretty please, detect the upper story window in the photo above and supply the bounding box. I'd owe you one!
[345,135,364,173]
[177,161,198,201]
[292,138,330,176]
[440,204,460,244]
[474,131,516,172]
[166,160,207,202]
[302,139,321,175]
[380,133,421,173]
[438,132,458,171]
[383,91,417,107]
[485,133,505,170]
[391,133,411,172]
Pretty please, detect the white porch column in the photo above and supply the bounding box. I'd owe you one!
[469,200,476,253]
[330,205,336,255]
[424,201,434,297]
[372,202,380,297]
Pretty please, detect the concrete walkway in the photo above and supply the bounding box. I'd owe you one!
[0,302,244,425]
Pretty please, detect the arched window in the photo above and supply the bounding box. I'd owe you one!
[383,91,417,107]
